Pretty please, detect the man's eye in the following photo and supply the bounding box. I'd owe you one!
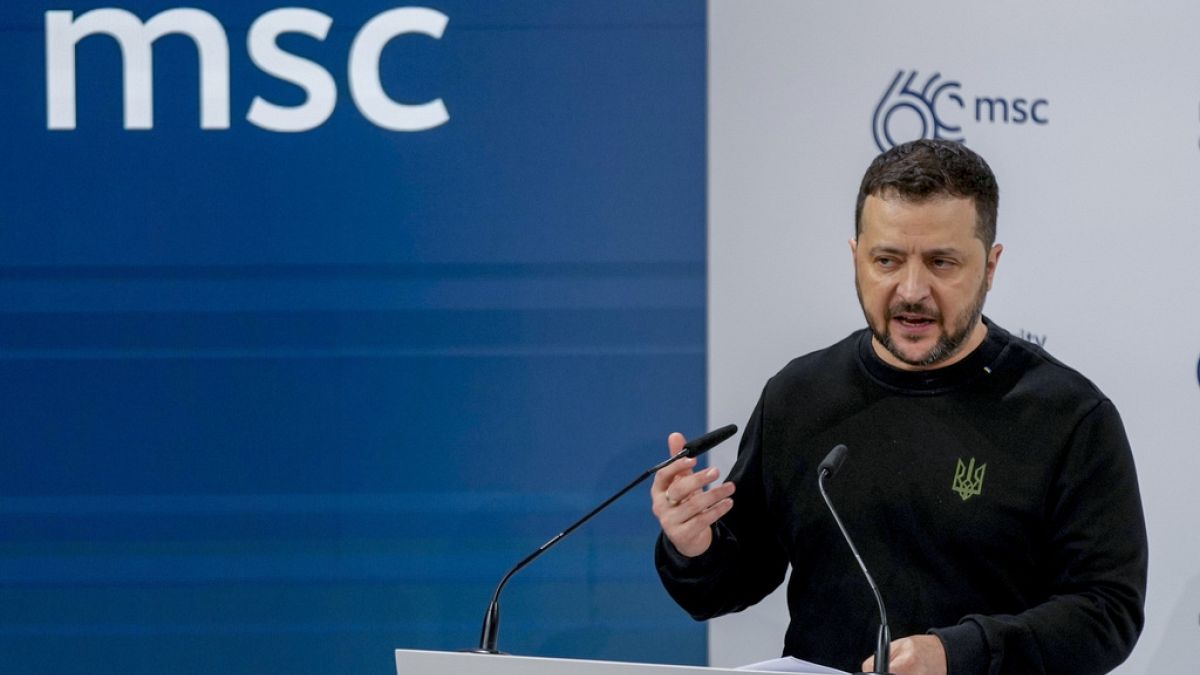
[876,257,895,267]
[931,258,955,269]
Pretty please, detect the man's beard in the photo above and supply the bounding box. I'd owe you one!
[856,276,988,368]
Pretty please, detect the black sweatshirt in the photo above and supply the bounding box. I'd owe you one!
[656,320,1147,675]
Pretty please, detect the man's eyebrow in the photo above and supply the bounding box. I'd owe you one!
[866,246,966,257]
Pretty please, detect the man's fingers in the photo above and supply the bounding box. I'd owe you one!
[653,432,733,526]
[659,465,724,509]
[665,479,735,520]
[652,455,697,496]
[670,496,734,537]
[667,432,686,457]
[660,481,735,527]
[672,465,720,496]
[652,433,694,492]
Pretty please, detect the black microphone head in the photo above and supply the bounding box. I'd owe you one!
[681,424,738,458]
[819,444,849,479]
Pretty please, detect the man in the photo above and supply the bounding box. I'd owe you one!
[652,140,1147,675]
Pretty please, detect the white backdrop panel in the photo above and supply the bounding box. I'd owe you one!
[708,2,1200,672]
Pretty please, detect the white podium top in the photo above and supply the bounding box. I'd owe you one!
[395,649,839,675]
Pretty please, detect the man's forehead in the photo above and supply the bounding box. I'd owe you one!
[859,193,981,243]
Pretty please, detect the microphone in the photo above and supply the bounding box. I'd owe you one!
[817,444,893,675]
[471,424,738,654]
[819,443,849,477]
[680,423,739,458]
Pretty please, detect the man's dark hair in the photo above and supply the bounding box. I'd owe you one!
[855,139,999,249]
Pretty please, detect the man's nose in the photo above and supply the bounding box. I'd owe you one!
[896,263,931,303]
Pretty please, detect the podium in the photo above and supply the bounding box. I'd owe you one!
[395,649,834,675]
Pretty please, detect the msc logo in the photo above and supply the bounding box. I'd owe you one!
[45,6,449,133]
[872,71,1049,151]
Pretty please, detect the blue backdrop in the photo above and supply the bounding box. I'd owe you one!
[0,2,707,673]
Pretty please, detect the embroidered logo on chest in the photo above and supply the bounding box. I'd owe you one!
[952,457,987,501]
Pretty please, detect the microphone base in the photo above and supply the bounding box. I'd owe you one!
[461,648,507,655]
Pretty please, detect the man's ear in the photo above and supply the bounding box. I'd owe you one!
[985,243,1003,290]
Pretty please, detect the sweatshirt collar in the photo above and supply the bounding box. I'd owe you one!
[857,317,1009,394]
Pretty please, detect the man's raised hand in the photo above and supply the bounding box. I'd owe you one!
[651,432,736,558]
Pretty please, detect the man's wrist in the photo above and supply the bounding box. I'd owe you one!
[929,620,987,675]
[655,525,725,576]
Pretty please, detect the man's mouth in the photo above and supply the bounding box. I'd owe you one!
[892,313,937,329]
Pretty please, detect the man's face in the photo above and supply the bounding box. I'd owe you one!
[851,193,1002,371]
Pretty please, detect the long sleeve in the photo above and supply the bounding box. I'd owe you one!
[655,392,790,620]
[932,399,1148,675]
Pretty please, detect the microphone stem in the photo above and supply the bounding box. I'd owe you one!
[476,451,689,653]
[818,470,890,674]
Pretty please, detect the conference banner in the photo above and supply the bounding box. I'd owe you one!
[1,2,706,673]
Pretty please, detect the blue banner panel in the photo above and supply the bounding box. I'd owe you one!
[0,2,706,673]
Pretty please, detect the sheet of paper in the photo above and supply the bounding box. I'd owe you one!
[735,656,850,674]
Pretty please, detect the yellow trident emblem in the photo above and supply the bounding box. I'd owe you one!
[952,458,986,501]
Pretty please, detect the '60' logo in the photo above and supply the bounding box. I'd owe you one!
[872,70,1049,152]
[872,71,964,152]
